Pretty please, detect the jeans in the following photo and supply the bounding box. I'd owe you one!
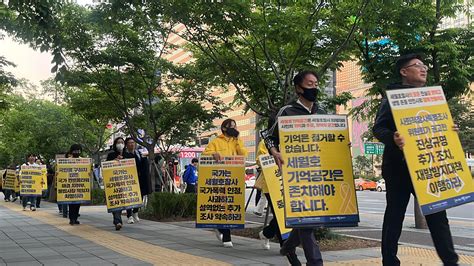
[112,211,123,225]
[22,196,37,208]
[382,166,458,266]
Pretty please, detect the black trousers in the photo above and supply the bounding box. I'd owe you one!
[382,165,458,266]
[69,204,81,223]
[282,228,322,266]
[262,193,283,244]
[218,229,231,242]
[185,183,196,193]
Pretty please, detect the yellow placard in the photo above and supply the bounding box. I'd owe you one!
[278,114,359,227]
[20,165,44,196]
[15,170,20,193]
[386,86,473,215]
[3,169,17,190]
[101,159,143,213]
[196,156,245,229]
[57,158,92,204]
[259,154,292,238]
[41,167,48,190]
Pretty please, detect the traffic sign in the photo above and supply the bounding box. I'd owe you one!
[364,142,384,155]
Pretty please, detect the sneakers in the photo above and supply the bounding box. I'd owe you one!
[253,211,263,217]
[214,229,223,242]
[223,241,233,248]
[30,206,36,211]
[4,199,10,202]
[127,216,135,224]
[115,223,122,231]
[259,231,270,250]
[132,213,140,223]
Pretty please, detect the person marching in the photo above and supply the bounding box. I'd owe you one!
[264,70,325,266]
[373,53,459,266]
[106,137,126,230]
[122,137,152,224]
[202,118,248,248]
[68,144,85,225]
[21,153,39,211]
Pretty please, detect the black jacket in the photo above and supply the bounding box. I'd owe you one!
[122,150,152,196]
[264,100,326,151]
[106,150,121,161]
[372,83,413,175]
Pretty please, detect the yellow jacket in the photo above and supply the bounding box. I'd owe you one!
[255,140,269,193]
[203,134,248,157]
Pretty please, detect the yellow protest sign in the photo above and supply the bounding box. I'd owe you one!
[41,166,48,190]
[20,165,44,196]
[3,169,17,190]
[101,159,143,213]
[14,170,20,193]
[196,156,245,229]
[57,158,92,204]
[259,154,292,238]
[386,86,473,215]
[278,114,359,227]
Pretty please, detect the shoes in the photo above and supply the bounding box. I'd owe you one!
[214,229,223,242]
[69,221,74,225]
[127,216,135,224]
[259,231,270,250]
[30,206,36,211]
[132,213,140,223]
[12,198,17,202]
[4,199,10,202]
[74,220,80,225]
[115,223,122,231]
[223,241,233,248]
[36,206,40,208]
[253,211,263,217]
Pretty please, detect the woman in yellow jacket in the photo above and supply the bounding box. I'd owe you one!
[202,118,248,248]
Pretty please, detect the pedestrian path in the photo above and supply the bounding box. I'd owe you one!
[0,199,473,265]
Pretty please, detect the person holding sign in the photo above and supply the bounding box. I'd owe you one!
[122,137,152,224]
[106,137,126,230]
[202,118,248,248]
[373,54,459,266]
[264,70,325,266]
[20,154,39,211]
[67,144,85,225]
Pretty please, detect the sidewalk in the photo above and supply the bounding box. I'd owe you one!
[0,199,472,265]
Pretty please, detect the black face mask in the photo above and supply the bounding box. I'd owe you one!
[299,86,318,102]
[225,128,240,138]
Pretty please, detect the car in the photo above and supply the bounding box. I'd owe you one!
[354,178,377,191]
[376,179,386,192]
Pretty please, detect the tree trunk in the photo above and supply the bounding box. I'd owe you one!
[146,144,157,193]
[414,198,428,229]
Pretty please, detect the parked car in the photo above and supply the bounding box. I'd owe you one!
[354,178,377,191]
[376,179,386,192]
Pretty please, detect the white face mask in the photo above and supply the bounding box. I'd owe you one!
[116,143,124,151]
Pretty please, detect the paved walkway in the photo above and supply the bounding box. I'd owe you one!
[0,198,472,265]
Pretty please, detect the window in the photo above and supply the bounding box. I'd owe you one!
[247,152,256,162]
[245,140,256,147]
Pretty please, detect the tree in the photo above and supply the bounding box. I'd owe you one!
[350,0,472,130]
[353,155,372,177]
[162,1,369,120]
[449,97,474,156]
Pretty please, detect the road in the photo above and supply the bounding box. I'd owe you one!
[244,188,474,255]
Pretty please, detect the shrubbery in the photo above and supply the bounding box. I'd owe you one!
[141,192,196,220]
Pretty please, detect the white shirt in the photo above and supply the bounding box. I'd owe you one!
[297,99,313,113]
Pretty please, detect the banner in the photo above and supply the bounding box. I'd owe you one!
[20,165,44,196]
[41,166,48,190]
[14,170,20,193]
[278,114,359,227]
[57,158,92,204]
[386,86,473,215]
[196,156,245,229]
[259,154,292,239]
[3,169,17,190]
[101,159,143,213]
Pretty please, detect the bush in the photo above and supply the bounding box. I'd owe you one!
[314,227,341,240]
[91,188,106,205]
[141,192,196,220]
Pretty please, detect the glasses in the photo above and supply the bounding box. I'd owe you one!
[404,62,428,71]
